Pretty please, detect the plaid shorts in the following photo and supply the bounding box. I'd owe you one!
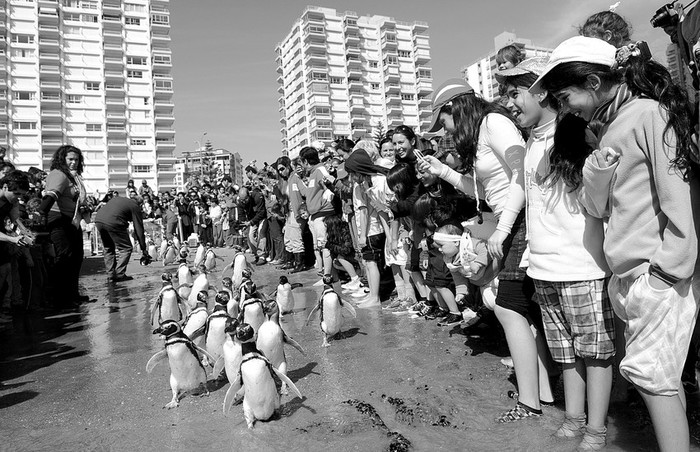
[533,278,616,364]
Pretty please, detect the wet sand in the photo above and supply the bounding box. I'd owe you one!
[1,246,699,451]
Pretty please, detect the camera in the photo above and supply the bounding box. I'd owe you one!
[140,254,153,266]
[651,2,680,28]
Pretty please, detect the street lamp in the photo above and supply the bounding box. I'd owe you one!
[193,132,207,177]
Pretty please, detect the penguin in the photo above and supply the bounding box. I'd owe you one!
[151,272,189,326]
[204,291,231,371]
[221,277,238,318]
[182,290,209,350]
[162,241,178,266]
[187,265,211,310]
[237,269,258,306]
[148,240,159,262]
[222,323,302,428]
[222,249,249,291]
[159,239,169,260]
[238,296,265,334]
[305,275,357,347]
[177,255,194,286]
[269,275,303,317]
[194,243,206,268]
[147,320,215,409]
[204,244,219,272]
[213,317,243,393]
[256,300,305,395]
[172,235,181,250]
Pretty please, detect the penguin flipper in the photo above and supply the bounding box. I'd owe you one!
[194,344,216,368]
[213,356,225,377]
[220,263,233,279]
[271,368,302,400]
[267,289,278,299]
[290,283,303,290]
[150,299,161,326]
[283,333,306,356]
[304,304,319,327]
[146,349,167,373]
[189,325,206,341]
[342,302,357,319]
[223,376,242,416]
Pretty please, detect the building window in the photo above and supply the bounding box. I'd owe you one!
[314,106,330,117]
[86,124,101,132]
[85,82,100,91]
[13,91,36,101]
[154,80,172,90]
[133,165,152,173]
[384,56,398,65]
[329,77,343,84]
[316,119,332,129]
[369,61,378,68]
[127,70,143,78]
[311,72,327,81]
[151,14,169,25]
[417,68,432,79]
[153,55,171,65]
[67,95,82,104]
[370,83,380,90]
[13,122,37,130]
[11,49,35,58]
[311,82,328,93]
[11,35,35,44]
[131,139,146,146]
[125,17,141,26]
[101,14,120,22]
[401,94,414,101]
[124,3,145,12]
[64,12,81,22]
[82,14,98,23]
[398,50,411,58]
[315,131,332,140]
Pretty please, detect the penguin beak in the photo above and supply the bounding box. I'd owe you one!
[152,327,162,335]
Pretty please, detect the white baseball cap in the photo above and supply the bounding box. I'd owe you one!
[529,36,616,93]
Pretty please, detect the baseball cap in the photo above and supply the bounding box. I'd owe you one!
[530,36,616,93]
[427,78,475,133]
[495,56,550,84]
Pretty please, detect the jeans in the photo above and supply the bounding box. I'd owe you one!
[268,217,284,261]
[247,220,268,258]
[48,216,84,303]
[96,223,132,278]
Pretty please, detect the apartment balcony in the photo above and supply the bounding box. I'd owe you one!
[40,93,61,106]
[418,118,432,130]
[151,33,172,45]
[418,96,431,107]
[38,64,60,78]
[304,53,326,66]
[152,56,172,69]
[345,33,359,46]
[107,125,127,136]
[351,127,368,138]
[154,100,175,110]
[151,18,170,31]
[40,109,62,122]
[38,24,59,36]
[37,82,59,93]
[38,7,59,21]
[102,1,122,14]
[279,116,286,125]
[384,66,400,82]
[39,38,59,49]
[108,168,130,177]
[386,93,401,105]
[109,151,128,161]
[102,15,122,30]
[303,41,326,54]
[155,113,175,125]
[350,97,365,113]
[417,80,433,94]
[103,30,123,42]
[388,115,403,128]
[107,140,128,150]
[39,52,59,63]
[155,128,175,137]
[348,78,362,90]
[414,48,430,63]
[387,103,402,115]
[105,83,125,94]
[154,86,174,99]
[156,139,176,150]
[381,36,398,50]
[41,137,63,148]
[103,43,124,56]
[386,82,400,94]
[413,39,430,52]
[351,115,367,126]
[303,28,326,44]
[419,107,432,118]
[106,111,126,121]
[41,123,64,135]
[106,98,126,107]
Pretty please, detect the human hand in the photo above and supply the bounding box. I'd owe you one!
[388,238,399,256]
[416,155,445,177]
[487,230,509,260]
[589,147,620,168]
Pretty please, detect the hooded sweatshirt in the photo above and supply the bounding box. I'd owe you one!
[524,119,609,282]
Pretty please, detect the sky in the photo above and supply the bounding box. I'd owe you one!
[170,0,672,165]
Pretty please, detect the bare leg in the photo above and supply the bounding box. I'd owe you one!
[402,266,416,301]
[410,271,429,299]
[495,305,542,410]
[531,323,555,404]
[585,358,613,430]
[338,257,358,279]
[436,287,459,313]
[321,248,332,274]
[391,265,406,299]
[356,261,380,308]
[638,389,689,452]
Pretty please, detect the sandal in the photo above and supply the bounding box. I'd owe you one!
[507,390,555,407]
[554,414,586,438]
[577,426,607,451]
[496,402,542,423]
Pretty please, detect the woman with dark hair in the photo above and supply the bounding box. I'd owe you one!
[579,10,632,48]
[391,125,419,165]
[418,78,554,423]
[39,145,88,307]
[496,45,525,71]
[536,36,699,451]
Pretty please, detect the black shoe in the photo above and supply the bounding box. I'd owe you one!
[255,258,267,266]
[437,313,464,327]
[423,306,443,320]
[113,275,134,282]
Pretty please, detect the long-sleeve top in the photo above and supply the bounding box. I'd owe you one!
[94,197,147,250]
[438,113,526,234]
[242,190,266,225]
[524,119,609,282]
[584,97,699,284]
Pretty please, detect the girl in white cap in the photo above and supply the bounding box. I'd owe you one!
[500,57,616,451]
[537,36,700,452]
[418,79,556,423]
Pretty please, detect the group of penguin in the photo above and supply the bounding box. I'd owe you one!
[146,245,358,429]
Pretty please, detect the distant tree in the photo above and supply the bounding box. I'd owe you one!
[201,139,217,182]
[373,121,387,148]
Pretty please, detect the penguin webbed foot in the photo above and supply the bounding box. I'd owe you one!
[164,400,179,409]
[321,337,331,347]
[280,383,288,395]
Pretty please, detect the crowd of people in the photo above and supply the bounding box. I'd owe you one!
[2,7,700,451]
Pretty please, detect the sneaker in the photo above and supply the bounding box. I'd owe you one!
[113,275,134,282]
[349,288,369,298]
[437,313,464,327]
[425,307,448,320]
[341,278,361,291]
[407,301,426,314]
[500,357,514,368]
[266,256,272,262]
[577,426,607,451]
[383,297,403,310]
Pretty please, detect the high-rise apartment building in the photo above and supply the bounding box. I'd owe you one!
[1,0,176,194]
[276,6,433,158]
[461,32,553,101]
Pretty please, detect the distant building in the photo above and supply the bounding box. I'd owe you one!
[176,147,243,188]
[276,6,433,159]
[461,32,553,101]
[1,0,177,194]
